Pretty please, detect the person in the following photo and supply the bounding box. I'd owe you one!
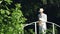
[38,8,47,34]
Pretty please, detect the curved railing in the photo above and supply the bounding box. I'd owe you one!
[23,21,60,34]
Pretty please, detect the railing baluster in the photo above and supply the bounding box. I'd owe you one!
[35,22,37,34]
[52,23,55,34]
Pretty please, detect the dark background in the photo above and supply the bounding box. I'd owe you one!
[15,0,60,25]
[16,0,60,34]
[11,0,60,34]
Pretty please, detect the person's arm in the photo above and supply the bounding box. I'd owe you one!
[38,14,42,25]
[39,14,47,22]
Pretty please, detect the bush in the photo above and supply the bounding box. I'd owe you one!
[0,0,27,34]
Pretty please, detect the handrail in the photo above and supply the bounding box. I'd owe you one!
[23,21,60,34]
[24,21,60,28]
[47,21,60,28]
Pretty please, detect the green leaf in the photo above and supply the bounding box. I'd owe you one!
[6,10,10,15]
[0,9,5,14]
[5,0,12,4]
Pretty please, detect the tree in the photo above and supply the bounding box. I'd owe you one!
[0,0,27,34]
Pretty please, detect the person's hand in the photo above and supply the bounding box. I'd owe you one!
[38,20,42,26]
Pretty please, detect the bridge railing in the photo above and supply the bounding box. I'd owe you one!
[23,21,60,34]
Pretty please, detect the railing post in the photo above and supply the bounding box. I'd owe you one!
[35,22,37,34]
[52,23,55,34]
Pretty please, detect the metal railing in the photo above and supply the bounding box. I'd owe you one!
[23,21,60,34]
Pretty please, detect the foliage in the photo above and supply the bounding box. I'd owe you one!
[24,29,35,34]
[0,0,27,34]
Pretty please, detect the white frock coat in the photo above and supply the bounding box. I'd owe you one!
[38,13,47,34]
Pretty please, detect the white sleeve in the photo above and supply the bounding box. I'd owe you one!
[39,15,47,22]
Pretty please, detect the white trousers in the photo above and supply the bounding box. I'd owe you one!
[39,23,47,34]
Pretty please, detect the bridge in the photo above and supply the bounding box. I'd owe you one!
[22,21,60,34]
